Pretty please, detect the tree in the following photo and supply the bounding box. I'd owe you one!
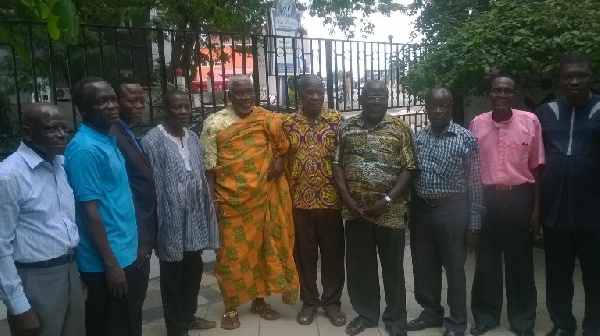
[398,0,600,97]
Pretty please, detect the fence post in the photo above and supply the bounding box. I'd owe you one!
[325,40,334,109]
[251,35,260,107]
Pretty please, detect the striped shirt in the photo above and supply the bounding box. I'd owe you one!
[141,126,220,262]
[0,143,79,315]
[414,122,484,229]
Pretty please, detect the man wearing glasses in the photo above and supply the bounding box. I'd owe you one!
[409,87,483,336]
[333,80,418,336]
[469,75,544,336]
[535,53,600,336]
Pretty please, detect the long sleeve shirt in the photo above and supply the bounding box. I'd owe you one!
[0,143,79,315]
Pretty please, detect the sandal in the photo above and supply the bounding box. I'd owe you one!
[221,311,241,330]
[250,301,281,321]
[188,316,216,330]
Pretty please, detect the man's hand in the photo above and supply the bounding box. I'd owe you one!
[266,157,284,181]
[529,204,541,235]
[105,264,128,297]
[465,230,479,254]
[363,198,388,220]
[81,280,89,301]
[13,309,40,336]
[342,196,366,219]
[134,244,152,269]
[213,201,222,221]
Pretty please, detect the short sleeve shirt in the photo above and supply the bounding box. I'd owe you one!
[283,109,342,209]
[64,124,137,272]
[334,113,418,228]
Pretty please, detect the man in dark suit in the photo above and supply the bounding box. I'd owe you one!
[110,77,158,336]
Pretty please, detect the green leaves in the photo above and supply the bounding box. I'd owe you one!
[401,0,600,97]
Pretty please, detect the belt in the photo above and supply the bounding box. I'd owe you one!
[485,184,532,192]
[14,248,77,269]
[421,193,467,207]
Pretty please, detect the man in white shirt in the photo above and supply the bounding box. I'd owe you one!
[0,103,85,336]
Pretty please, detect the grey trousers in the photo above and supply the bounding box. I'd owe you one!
[8,260,85,336]
[412,197,469,333]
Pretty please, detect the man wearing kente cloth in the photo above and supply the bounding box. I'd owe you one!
[200,75,299,330]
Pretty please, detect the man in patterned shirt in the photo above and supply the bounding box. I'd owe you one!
[409,87,483,336]
[333,80,418,336]
[283,75,346,327]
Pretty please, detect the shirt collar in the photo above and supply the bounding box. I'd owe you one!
[356,112,392,127]
[79,123,114,144]
[298,108,332,122]
[119,119,132,130]
[17,142,64,169]
[424,120,458,136]
[491,110,514,127]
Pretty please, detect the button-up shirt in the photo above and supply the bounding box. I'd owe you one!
[414,121,484,229]
[470,109,545,186]
[283,108,342,209]
[0,143,79,315]
[535,94,600,230]
[334,113,418,228]
[65,123,137,272]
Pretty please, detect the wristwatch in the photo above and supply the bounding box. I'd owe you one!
[384,195,392,207]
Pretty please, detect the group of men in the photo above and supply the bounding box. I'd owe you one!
[0,51,598,336]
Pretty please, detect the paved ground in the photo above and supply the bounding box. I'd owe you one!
[137,234,586,336]
[0,234,587,336]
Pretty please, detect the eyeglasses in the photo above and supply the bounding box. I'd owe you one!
[363,95,388,102]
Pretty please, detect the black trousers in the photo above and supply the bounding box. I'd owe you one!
[292,208,345,310]
[412,197,468,333]
[544,226,600,335]
[80,264,137,336]
[160,251,203,336]
[129,258,151,336]
[345,219,407,330]
[471,186,537,332]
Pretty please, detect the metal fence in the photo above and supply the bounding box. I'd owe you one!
[0,21,428,155]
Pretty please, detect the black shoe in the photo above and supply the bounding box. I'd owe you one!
[443,331,464,336]
[406,317,443,331]
[296,306,317,325]
[512,331,534,336]
[546,327,575,336]
[470,323,499,336]
[345,316,376,336]
[385,325,408,336]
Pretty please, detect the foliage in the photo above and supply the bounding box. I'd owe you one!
[1,0,77,58]
[398,0,600,97]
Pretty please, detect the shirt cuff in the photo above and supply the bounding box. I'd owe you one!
[8,292,30,315]
[469,214,482,230]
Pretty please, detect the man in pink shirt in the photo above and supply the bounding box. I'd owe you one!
[469,75,545,336]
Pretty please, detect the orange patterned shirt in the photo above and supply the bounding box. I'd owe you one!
[283,109,342,209]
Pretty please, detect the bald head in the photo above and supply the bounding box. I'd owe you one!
[21,102,69,160]
[22,103,61,128]
[425,87,453,103]
[298,75,323,93]
[228,75,253,92]
[362,80,387,92]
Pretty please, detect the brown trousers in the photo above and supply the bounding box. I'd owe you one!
[292,208,345,310]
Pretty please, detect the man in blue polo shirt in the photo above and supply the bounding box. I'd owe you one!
[65,77,138,336]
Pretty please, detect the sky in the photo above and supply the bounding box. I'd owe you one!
[301,2,420,44]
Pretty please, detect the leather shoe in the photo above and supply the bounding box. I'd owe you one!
[406,317,443,331]
[512,331,534,336]
[385,324,408,336]
[345,316,376,336]
[470,323,499,335]
[296,306,317,325]
[545,327,575,336]
[443,331,464,336]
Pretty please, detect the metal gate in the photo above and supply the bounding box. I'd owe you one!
[0,21,427,156]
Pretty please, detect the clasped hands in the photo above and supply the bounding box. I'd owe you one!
[343,196,389,221]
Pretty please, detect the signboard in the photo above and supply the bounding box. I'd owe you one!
[269,0,301,74]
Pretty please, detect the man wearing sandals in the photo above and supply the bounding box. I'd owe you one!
[200,75,299,330]
[333,80,418,336]
[282,75,347,327]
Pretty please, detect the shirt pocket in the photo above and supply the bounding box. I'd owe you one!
[506,133,532,163]
[433,152,462,180]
